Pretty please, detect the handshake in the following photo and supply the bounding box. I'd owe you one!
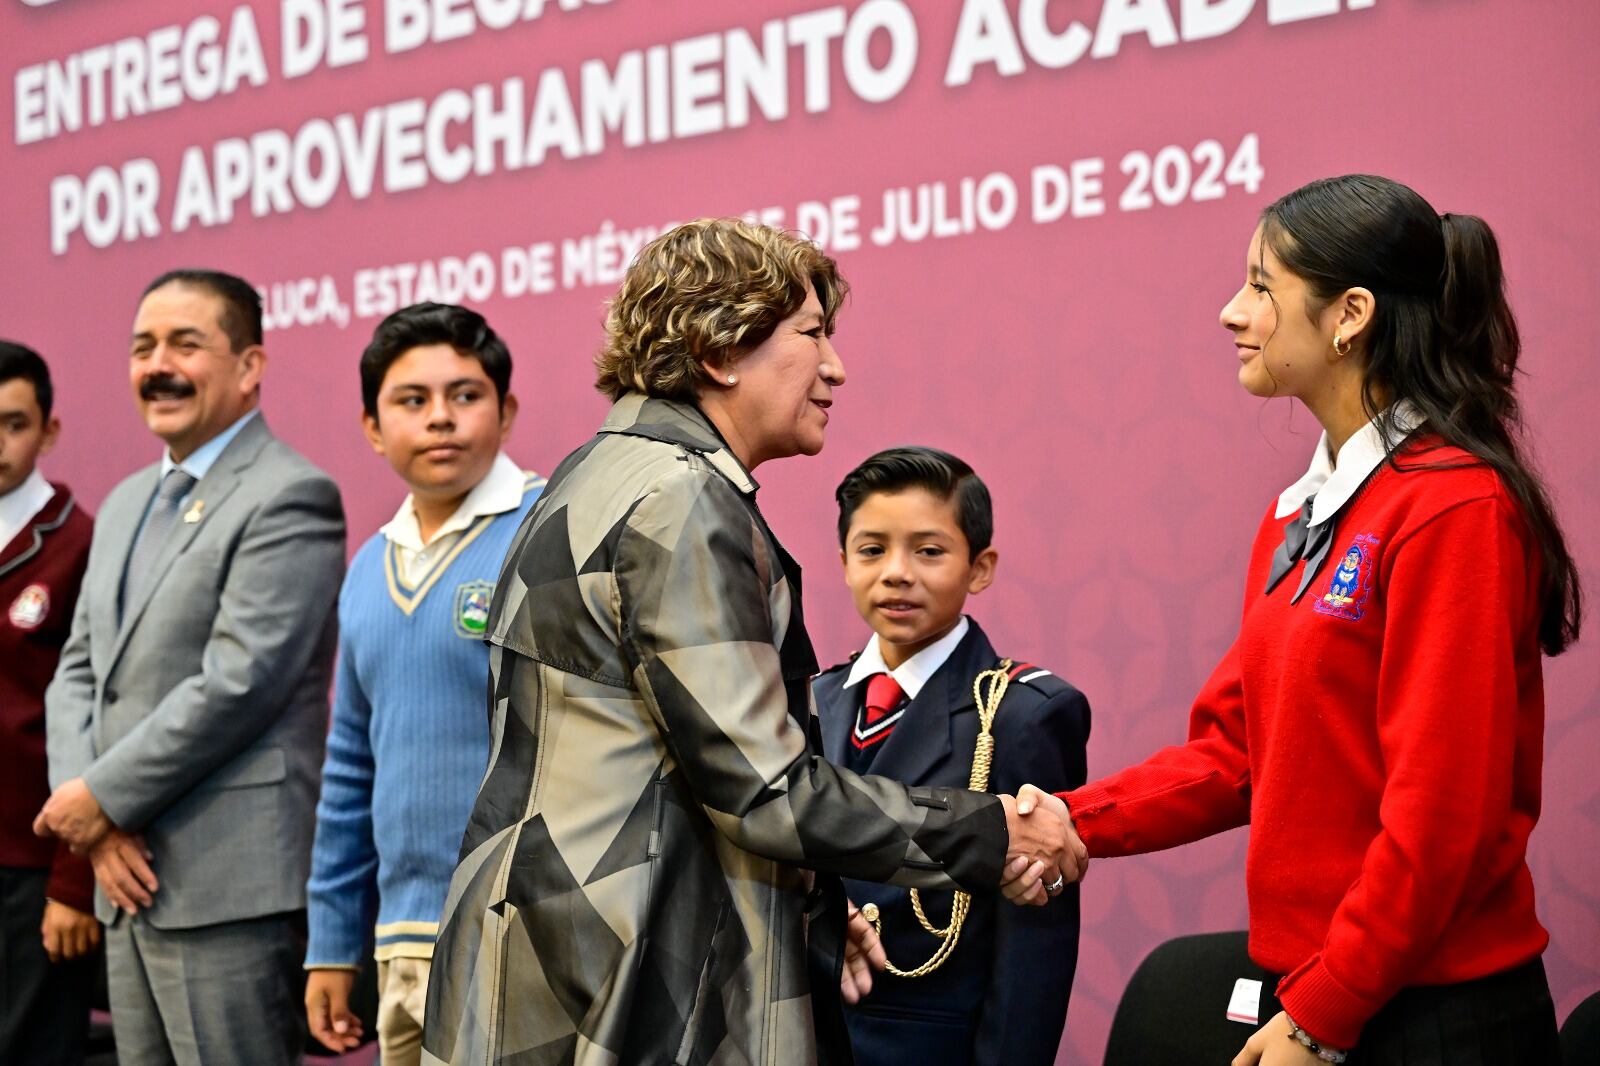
[998,784,1088,906]
[841,785,1086,1004]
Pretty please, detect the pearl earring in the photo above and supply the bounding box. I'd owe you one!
[727,375,738,385]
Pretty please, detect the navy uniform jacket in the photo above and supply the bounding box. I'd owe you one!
[814,620,1091,1066]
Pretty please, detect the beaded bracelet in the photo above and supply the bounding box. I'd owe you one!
[1284,1015,1349,1064]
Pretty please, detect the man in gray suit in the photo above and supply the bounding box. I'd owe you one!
[35,269,345,1065]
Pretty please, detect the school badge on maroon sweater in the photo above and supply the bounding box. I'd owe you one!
[8,583,50,629]
[1313,533,1380,620]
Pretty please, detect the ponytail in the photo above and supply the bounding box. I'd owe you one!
[1437,213,1518,420]
[1262,176,1581,654]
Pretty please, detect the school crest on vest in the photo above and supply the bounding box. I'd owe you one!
[453,580,494,638]
[1313,533,1380,620]
[8,583,50,629]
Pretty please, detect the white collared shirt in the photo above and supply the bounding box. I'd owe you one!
[381,451,527,585]
[843,615,971,700]
[0,468,54,550]
[1275,401,1424,526]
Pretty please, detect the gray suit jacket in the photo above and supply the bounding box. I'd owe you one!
[45,413,344,929]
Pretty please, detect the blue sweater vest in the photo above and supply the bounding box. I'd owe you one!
[305,474,543,966]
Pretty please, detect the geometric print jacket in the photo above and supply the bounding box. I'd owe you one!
[423,394,1007,1066]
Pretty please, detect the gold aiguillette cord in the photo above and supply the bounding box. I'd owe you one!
[861,660,1012,978]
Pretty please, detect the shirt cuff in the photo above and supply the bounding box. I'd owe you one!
[1058,781,1123,857]
[1276,954,1381,1051]
[80,761,140,834]
[305,918,367,970]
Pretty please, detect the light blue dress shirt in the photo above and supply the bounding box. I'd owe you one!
[159,407,261,488]
[133,408,262,532]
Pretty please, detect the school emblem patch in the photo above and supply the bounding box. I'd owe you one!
[1313,533,1380,620]
[9,584,50,630]
[453,580,494,638]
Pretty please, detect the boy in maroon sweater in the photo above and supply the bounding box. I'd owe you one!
[0,340,97,1065]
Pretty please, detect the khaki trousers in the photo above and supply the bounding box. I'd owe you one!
[376,956,431,1066]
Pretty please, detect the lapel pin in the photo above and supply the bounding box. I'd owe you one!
[183,500,205,524]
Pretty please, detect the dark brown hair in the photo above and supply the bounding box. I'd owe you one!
[595,219,847,401]
[1262,174,1580,654]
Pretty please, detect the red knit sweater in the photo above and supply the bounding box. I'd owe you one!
[0,483,94,912]
[1063,445,1548,1050]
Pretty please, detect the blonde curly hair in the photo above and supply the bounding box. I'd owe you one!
[595,218,848,400]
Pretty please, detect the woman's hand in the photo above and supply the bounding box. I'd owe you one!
[1233,1011,1326,1066]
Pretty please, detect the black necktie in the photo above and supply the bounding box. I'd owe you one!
[1264,494,1336,604]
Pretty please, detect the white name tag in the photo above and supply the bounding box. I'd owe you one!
[1226,978,1262,1025]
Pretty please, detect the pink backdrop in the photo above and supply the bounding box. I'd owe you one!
[5,1,1597,1060]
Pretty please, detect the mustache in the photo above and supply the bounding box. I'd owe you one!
[139,374,196,400]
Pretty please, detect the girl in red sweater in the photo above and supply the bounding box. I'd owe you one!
[1016,175,1582,1064]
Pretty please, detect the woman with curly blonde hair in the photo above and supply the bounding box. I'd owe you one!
[423,219,1074,1066]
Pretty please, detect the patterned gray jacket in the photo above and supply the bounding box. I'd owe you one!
[423,394,1006,1066]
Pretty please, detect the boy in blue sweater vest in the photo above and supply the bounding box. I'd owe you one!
[304,304,543,1063]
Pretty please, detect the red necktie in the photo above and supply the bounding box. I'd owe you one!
[864,673,905,724]
[851,672,906,751]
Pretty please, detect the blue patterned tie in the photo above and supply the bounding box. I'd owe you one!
[121,468,198,618]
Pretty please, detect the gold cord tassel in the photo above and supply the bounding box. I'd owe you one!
[861,660,1012,978]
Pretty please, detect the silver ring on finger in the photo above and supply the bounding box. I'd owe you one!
[1045,873,1066,895]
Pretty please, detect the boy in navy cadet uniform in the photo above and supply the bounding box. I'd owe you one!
[814,446,1090,1066]
[302,304,543,1065]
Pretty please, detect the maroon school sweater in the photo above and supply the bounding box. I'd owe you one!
[1064,445,1549,1050]
[0,483,94,911]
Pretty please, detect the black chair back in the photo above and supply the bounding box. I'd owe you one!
[1562,988,1600,1066]
[1104,931,1265,1066]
